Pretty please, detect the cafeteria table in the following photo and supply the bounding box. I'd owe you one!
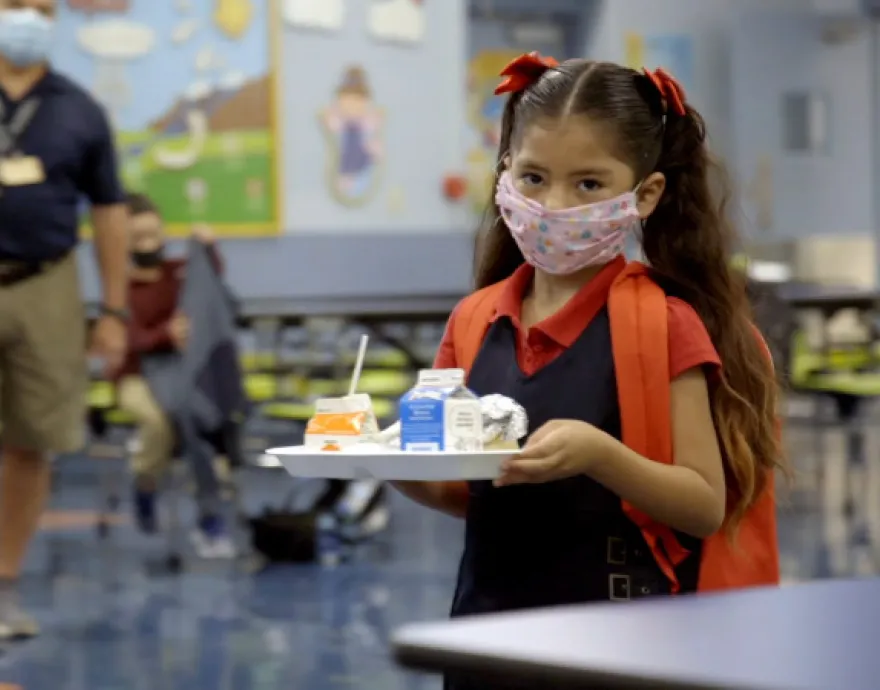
[779,284,880,315]
[392,578,880,689]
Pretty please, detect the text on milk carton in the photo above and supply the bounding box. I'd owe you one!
[399,369,483,452]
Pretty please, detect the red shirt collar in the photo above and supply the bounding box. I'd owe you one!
[492,256,627,347]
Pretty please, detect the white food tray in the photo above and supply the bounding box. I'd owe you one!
[268,444,519,480]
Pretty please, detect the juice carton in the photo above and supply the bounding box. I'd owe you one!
[304,393,379,451]
[399,369,483,452]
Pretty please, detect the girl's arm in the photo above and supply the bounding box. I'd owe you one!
[591,368,727,538]
[390,306,468,517]
[391,481,469,518]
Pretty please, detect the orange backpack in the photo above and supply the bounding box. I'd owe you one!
[452,262,780,593]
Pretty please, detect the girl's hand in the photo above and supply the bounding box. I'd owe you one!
[495,419,610,487]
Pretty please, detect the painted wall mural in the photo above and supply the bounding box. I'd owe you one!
[63,0,281,236]
[466,49,519,212]
[624,32,695,97]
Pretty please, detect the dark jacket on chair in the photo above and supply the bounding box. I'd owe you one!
[142,240,248,504]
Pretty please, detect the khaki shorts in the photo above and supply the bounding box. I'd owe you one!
[0,253,86,452]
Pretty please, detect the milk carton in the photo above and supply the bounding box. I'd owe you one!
[399,369,483,452]
[304,393,379,451]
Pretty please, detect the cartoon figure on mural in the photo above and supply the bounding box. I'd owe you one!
[320,65,384,206]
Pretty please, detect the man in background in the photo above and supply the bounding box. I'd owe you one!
[117,193,234,558]
[0,0,129,639]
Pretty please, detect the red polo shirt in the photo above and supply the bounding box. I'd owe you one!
[115,246,223,380]
[434,257,721,378]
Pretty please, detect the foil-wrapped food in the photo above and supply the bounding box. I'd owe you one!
[480,394,528,450]
[374,395,528,450]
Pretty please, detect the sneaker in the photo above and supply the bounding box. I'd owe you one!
[0,604,39,641]
[133,485,158,534]
[191,515,236,559]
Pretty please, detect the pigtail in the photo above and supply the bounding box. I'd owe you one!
[473,94,527,289]
[643,106,788,533]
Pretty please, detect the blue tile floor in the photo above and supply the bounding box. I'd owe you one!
[2,422,880,690]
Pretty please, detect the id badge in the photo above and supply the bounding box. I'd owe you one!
[0,155,46,186]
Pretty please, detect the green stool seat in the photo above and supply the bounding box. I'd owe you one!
[371,398,395,420]
[341,349,409,368]
[104,408,136,426]
[263,402,315,421]
[306,372,414,398]
[245,374,278,402]
[790,333,877,381]
[262,398,396,423]
[307,378,350,397]
[240,352,278,372]
[795,371,880,397]
[88,381,115,409]
[355,369,414,397]
[789,331,880,396]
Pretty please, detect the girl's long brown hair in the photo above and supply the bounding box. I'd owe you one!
[474,60,786,532]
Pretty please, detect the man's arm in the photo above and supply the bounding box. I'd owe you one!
[91,204,128,310]
[80,101,128,309]
[78,101,129,372]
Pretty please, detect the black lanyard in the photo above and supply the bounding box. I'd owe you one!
[0,98,40,157]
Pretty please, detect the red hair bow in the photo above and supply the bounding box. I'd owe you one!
[494,52,559,96]
[643,67,687,116]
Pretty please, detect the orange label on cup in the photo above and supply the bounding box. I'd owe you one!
[305,411,368,437]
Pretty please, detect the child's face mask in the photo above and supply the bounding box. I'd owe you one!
[495,171,641,275]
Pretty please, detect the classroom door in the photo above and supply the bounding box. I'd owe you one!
[731,13,823,239]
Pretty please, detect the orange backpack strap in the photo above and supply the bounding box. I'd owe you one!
[452,281,508,376]
[608,263,690,593]
[609,263,780,593]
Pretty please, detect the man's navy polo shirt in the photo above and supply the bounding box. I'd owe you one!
[0,70,124,261]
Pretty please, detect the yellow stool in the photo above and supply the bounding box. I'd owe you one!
[245,374,279,402]
[240,351,278,372]
[307,378,349,397]
[88,381,115,410]
[262,398,396,423]
[355,370,414,397]
[262,401,314,422]
[341,349,409,369]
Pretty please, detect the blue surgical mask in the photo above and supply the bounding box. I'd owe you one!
[0,8,53,68]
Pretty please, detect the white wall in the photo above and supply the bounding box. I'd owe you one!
[586,0,874,240]
[586,0,818,159]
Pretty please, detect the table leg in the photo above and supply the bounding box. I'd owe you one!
[834,395,863,519]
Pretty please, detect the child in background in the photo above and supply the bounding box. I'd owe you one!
[116,193,234,558]
[394,55,786,690]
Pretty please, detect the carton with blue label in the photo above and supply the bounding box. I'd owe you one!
[399,369,484,452]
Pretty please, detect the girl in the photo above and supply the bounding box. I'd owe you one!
[395,54,785,688]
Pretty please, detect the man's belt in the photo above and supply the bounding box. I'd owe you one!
[0,254,67,287]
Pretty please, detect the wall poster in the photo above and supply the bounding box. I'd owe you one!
[368,0,425,45]
[465,49,520,213]
[62,0,282,237]
[625,32,695,98]
[319,65,385,207]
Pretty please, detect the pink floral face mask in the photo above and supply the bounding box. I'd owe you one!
[495,171,642,275]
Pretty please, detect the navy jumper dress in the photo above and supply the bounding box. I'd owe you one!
[444,308,701,690]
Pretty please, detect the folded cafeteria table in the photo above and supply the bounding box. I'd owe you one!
[392,578,880,689]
